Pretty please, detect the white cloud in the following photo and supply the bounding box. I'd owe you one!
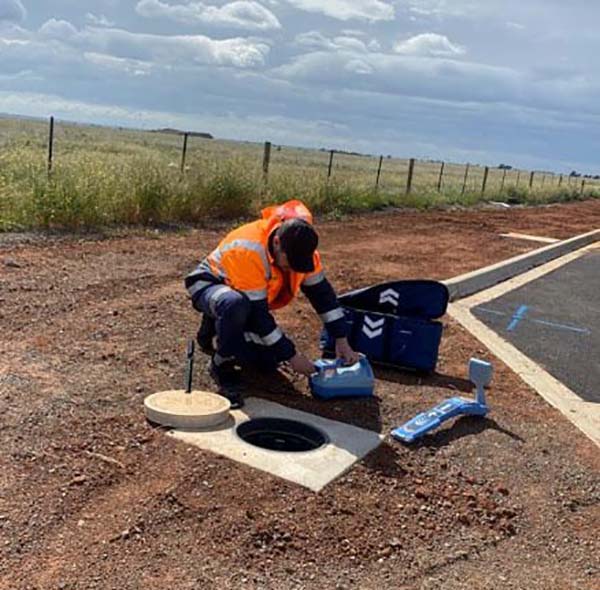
[344,59,373,75]
[284,0,394,22]
[84,52,153,77]
[0,0,25,23]
[406,0,478,18]
[275,51,524,106]
[82,27,271,68]
[136,0,281,31]
[29,21,271,69]
[85,13,116,27]
[295,31,378,53]
[394,33,465,57]
[38,19,79,41]
[340,29,367,37]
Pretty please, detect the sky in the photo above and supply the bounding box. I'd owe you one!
[1,0,600,173]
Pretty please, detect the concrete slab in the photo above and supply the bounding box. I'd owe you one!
[170,397,384,492]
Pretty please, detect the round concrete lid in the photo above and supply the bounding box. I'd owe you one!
[144,389,231,430]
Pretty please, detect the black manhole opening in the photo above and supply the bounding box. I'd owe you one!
[236,418,327,452]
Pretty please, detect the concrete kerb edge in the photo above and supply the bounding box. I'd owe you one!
[443,228,600,301]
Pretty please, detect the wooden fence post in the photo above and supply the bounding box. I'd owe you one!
[437,162,445,192]
[262,141,271,183]
[406,158,415,194]
[461,163,470,195]
[481,166,489,195]
[581,179,586,195]
[559,174,563,187]
[500,168,507,192]
[327,150,335,179]
[180,132,189,174]
[375,155,383,191]
[47,116,54,176]
[529,171,535,189]
[541,174,545,187]
[516,170,521,187]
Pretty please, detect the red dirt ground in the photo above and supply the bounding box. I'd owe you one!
[1,200,599,590]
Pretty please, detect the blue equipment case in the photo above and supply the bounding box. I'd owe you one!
[321,280,449,373]
[310,357,375,400]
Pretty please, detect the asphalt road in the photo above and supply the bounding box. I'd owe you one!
[473,251,600,403]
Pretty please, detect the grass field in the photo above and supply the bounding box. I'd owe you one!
[0,115,598,230]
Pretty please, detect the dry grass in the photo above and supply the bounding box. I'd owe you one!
[0,116,598,230]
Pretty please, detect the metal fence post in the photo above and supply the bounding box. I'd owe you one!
[327,150,335,179]
[500,168,507,192]
[375,155,383,191]
[529,171,535,189]
[406,158,415,194]
[437,162,445,192]
[461,163,470,195]
[581,179,586,195]
[180,132,189,174]
[262,141,271,184]
[47,116,54,176]
[481,166,489,195]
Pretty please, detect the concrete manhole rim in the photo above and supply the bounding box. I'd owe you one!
[234,416,330,454]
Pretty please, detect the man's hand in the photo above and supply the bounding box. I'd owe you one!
[335,337,360,365]
[288,352,316,377]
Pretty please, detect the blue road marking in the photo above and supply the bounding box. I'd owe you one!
[530,318,591,335]
[507,305,529,332]
[476,307,591,335]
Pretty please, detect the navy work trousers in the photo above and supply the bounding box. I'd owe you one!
[196,284,279,370]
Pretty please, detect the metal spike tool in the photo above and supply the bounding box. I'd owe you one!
[185,339,195,394]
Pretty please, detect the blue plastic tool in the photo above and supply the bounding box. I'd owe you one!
[310,356,375,400]
[391,358,493,443]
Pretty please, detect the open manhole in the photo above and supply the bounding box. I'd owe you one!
[236,417,328,452]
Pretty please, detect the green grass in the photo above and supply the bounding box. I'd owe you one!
[0,116,598,231]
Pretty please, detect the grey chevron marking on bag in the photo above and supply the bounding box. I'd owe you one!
[362,315,384,339]
[379,288,399,306]
[364,316,385,329]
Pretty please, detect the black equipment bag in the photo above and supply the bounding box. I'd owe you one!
[320,280,449,372]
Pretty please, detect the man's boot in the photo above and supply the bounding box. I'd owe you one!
[197,314,217,355]
[208,355,244,409]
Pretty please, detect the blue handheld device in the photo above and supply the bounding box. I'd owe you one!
[391,358,493,443]
[310,356,375,400]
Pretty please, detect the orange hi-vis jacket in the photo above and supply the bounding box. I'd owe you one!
[206,200,324,310]
[185,200,347,362]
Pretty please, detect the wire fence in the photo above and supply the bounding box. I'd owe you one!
[2,115,598,198]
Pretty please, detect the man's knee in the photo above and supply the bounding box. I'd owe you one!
[214,289,250,327]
